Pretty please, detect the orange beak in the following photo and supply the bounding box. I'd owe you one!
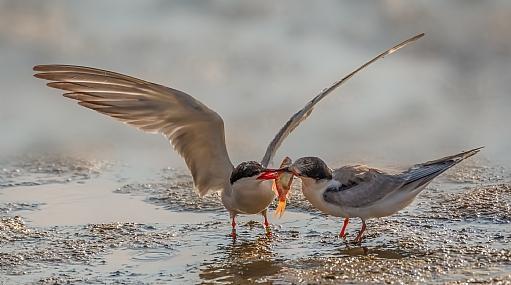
[256,169,284,180]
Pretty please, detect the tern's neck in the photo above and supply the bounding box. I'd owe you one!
[301,177,331,189]
[301,178,332,202]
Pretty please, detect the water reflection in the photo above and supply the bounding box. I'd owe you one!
[335,245,410,259]
[129,248,177,262]
[197,230,416,284]
[200,237,282,284]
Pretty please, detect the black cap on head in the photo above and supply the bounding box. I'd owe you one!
[292,157,332,181]
[230,161,266,184]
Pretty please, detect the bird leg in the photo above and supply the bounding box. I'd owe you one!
[353,219,367,244]
[259,209,272,236]
[263,215,272,236]
[339,218,350,237]
[231,218,237,238]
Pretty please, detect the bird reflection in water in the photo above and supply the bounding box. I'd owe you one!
[199,237,282,284]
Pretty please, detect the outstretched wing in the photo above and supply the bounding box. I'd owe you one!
[260,33,425,167]
[34,65,234,196]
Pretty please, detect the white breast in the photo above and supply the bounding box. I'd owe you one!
[301,178,351,218]
[222,179,275,216]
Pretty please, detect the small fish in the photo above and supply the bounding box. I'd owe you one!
[273,156,293,219]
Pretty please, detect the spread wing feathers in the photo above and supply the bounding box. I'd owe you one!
[324,165,408,208]
[260,33,425,167]
[403,146,484,187]
[33,65,234,196]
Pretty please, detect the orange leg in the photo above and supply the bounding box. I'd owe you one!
[354,219,366,243]
[339,218,350,237]
[231,217,237,238]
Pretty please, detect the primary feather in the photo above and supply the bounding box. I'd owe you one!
[34,65,233,196]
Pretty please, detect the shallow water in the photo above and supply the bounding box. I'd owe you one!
[1,154,510,284]
[2,1,511,284]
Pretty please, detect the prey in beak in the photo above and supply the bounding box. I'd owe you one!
[257,157,294,219]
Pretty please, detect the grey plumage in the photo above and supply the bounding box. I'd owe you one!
[322,147,483,209]
[292,147,482,243]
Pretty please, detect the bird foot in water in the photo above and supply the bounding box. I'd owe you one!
[352,238,363,246]
[265,226,272,237]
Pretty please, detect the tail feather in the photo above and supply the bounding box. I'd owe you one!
[404,146,483,186]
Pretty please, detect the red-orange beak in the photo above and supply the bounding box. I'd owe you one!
[256,168,287,180]
[257,168,294,219]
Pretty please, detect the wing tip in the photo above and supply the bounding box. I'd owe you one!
[447,146,484,162]
[33,73,44,79]
[46,81,69,90]
[462,146,484,159]
[415,33,425,39]
[33,64,59,72]
[33,65,45,72]
[388,33,425,55]
[421,146,484,167]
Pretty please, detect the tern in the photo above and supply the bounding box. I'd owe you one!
[259,147,482,243]
[33,33,424,237]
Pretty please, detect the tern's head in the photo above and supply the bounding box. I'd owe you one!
[257,157,332,181]
[230,161,267,185]
[257,157,333,182]
[287,157,333,182]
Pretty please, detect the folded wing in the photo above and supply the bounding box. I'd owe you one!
[324,165,407,208]
[402,146,483,188]
[324,147,483,208]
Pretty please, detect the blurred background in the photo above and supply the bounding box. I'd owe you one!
[1,0,510,169]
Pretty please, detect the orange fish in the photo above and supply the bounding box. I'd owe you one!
[273,157,293,219]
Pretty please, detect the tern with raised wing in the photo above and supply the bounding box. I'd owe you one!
[259,147,482,243]
[33,33,424,237]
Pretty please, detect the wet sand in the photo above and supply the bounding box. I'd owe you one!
[1,2,511,284]
[1,154,510,284]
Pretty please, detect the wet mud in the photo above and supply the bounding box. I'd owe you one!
[1,155,510,284]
